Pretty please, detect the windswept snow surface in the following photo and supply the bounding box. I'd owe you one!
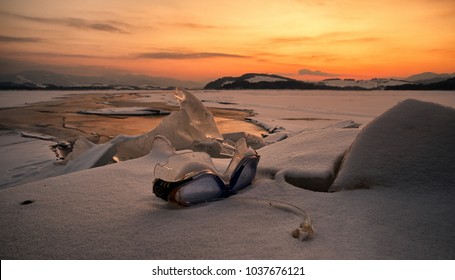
[0,131,58,189]
[1,90,455,259]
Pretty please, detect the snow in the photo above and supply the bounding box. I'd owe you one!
[245,75,288,83]
[258,124,360,192]
[321,78,410,89]
[0,89,152,109]
[0,90,72,108]
[221,80,235,86]
[331,99,455,191]
[0,131,58,189]
[1,90,455,259]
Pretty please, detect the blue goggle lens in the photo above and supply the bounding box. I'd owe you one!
[173,175,225,205]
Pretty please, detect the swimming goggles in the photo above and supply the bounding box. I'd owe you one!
[152,136,260,206]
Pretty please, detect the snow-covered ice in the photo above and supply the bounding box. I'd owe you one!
[1,89,455,259]
[0,131,58,189]
[78,107,170,116]
[0,90,90,108]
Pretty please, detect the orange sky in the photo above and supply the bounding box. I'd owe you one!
[1,0,454,81]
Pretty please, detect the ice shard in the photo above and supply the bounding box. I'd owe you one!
[64,88,224,171]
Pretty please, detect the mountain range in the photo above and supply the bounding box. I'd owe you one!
[0,70,454,90]
[0,70,203,90]
[204,72,455,90]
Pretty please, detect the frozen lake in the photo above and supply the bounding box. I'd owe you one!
[2,89,455,131]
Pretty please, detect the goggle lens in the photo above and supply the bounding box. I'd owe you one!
[173,175,225,205]
[231,158,259,192]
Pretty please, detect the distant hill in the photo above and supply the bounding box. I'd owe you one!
[204,73,334,90]
[385,77,455,90]
[2,70,454,91]
[405,72,455,84]
[0,70,203,90]
[320,78,411,89]
[205,72,455,90]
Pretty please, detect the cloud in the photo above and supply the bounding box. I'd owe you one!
[136,52,249,59]
[15,51,112,59]
[333,37,381,44]
[0,11,129,33]
[173,22,218,29]
[63,18,128,33]
[269,32,380,46]
[269,32,348,44]
[298,68,339,77]
[0,35,43,43]
[1,47,121,60]
[269,36,314,44]
[0,57,130,76]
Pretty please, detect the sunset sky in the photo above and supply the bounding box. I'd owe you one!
[1,0,454,82]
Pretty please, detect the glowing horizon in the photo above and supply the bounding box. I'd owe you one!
[1,0,454,82]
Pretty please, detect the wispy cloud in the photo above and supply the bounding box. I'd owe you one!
[269,36,314,44]
[298,68,339,77]
[63,19,128,33]
[333,37,381,44]
[0,11,129,33]
[0,35,43,43]
[428,48,455,54]
[269,32,346,44]
[136,52,249,59]
[0,57,130,76]
[17,51,112,59]
[173,22,219,29]
[269,32,381,45]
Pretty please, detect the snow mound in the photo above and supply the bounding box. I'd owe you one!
[258,125,360,192]
[330,99,455,191]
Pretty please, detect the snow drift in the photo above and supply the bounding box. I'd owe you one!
[258,123,360,192]
[331,99,455,191]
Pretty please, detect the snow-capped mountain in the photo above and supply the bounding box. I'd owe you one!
[0,70,203,89]
[404,72,455,84]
